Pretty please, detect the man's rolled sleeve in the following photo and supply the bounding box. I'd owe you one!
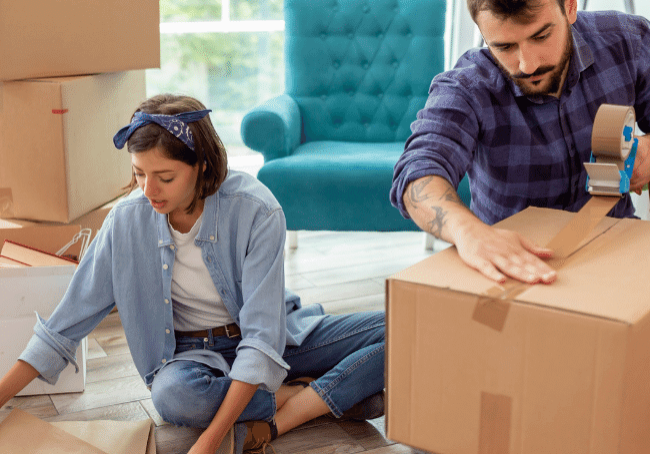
[391,72,480,218]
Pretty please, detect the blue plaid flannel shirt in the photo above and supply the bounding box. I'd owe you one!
[391,10,650,225]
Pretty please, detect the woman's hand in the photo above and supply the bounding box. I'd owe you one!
[185,380,259,454]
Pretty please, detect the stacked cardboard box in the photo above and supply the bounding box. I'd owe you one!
[0,0,160,395]
[0,0,159,223]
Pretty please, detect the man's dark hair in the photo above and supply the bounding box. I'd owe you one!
[467,0,565,23]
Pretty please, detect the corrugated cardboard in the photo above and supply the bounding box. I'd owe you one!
[0,0,159,81]
[0,225,86,395]
[0,71,145,222]
[386,207,650,454]
[0,225,83,260]
[0,194,124,244]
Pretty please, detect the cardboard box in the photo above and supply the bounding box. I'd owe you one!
[1,194,124,243]
[0,0,159,81]
[386,207,650,454]
[0,71,145,223]
[0,225,86,395]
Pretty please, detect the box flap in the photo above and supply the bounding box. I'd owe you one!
[0,225,81,258]
[390,207,650,324]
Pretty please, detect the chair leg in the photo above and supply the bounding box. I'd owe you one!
[424,233,435,251]
[287,231,298,249]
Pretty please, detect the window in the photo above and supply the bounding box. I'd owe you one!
[147,0,284,160]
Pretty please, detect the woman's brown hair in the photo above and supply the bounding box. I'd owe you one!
[124,94,228,214]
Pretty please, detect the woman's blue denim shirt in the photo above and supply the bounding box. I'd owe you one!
[19,170,326,392]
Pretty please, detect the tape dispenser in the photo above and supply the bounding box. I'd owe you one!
[585,104,638,197]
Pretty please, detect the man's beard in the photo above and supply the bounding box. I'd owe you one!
[493,25,573,96]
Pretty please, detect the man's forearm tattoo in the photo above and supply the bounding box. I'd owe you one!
[428,206,447,238]
[406,178,465,239]
[407,176,435,203]
[440,187,464,206]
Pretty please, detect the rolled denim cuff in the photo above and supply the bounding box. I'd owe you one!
[17,313,80,385]
[230,341,289,392]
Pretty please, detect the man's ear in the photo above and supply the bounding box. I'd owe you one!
[565,0,578,24]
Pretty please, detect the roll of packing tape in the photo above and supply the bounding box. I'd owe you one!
[591,104,635,159]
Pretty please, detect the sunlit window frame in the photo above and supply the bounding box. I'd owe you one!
[160,0,285,34]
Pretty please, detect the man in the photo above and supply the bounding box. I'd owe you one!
[390,0,650,284]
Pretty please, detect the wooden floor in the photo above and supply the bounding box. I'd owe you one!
[0,229,448,454]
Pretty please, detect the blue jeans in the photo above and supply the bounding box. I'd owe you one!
[150,311,385,428]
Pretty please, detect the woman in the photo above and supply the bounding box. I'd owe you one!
[0,94,385,454]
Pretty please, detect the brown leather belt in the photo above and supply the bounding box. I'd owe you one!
[175,323,241,339]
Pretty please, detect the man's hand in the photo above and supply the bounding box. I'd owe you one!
[454,222,557,284]
[404,175,557,285]
[631,135,650,195]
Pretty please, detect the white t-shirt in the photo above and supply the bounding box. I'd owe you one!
[168,213,235,331]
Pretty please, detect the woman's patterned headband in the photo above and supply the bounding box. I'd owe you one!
[113,109,212,152]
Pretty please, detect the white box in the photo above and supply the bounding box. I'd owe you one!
[0,263,87,395]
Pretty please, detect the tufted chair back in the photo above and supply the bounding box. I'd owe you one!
[285,0,446,144]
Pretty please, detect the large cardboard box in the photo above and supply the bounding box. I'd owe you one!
[0,225,86,395]
[0,0,159,81]
[0,71,146,223]
[386,207,650,454]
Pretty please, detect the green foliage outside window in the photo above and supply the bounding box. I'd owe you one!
[149,0,284,155]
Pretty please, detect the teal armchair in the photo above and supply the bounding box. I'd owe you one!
[241,0,470,242]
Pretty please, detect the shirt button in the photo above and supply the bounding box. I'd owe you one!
[204,337,209,342]
[161,358,167,364]
[166,329,171,334]
[158,240,163,244]
[165,299,170,304]
[207,256,212,263]
[163,264,168,270]
[170,245,175,250]
[209,235,215,241]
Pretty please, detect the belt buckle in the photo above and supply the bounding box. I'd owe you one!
[224,324,239,338]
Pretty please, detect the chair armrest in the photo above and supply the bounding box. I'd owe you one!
[240,94,301,162]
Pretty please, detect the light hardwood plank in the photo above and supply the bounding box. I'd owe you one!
[50,375,150,414]
[338,418,394,451]
[296,279,384,307]
[86,353,139,384]
[284,238,432,278]
[270,422,366,454]
[155,425,203,454]
[363,444,429,454]
[95,333,131,356]
[43,401,149,423]
[285,272,317,291]
[0,394,57,423]
[300,255,431,287]
[87,337,108,359]
[320,294,386,316]
[139,398,166,427]
[88,311,124,340]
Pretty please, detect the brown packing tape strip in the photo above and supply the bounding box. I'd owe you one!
[478,392,512,454]
[545,196,619,260]
[0,188,14,219]
[473,196,619,331]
